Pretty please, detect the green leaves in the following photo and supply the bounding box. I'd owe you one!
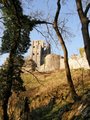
[0,0,30,100]
[1,0,31,54]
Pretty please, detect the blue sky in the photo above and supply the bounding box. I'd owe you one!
[0,0,84,65]
[29,0,84,55]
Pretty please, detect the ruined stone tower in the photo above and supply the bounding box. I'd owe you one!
[31,40,51,67]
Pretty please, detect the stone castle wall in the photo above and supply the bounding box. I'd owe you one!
[31,40,51,67]
[23,53,89,72]
[38,54,60,72]
[38,54,65,72]
[23,40,89,72]
[69,55,89,69]
[38,54,89,72]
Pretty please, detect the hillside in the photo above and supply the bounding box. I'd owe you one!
[0,69,90,120]
[20,69,90,120]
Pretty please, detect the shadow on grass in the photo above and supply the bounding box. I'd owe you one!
[30,96,73,120]
[30,90,90,120]
[30,97,56,120]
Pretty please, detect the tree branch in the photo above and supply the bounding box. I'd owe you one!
[0,0,9,7]
[34,27,47,38]
[31,19,52,25]
[54,0,61,25]
[0,20,4,24]
[11,0,22,26]
[85,3,90,16]
[22,68,44,86]
[76,0,87,23]
[0,17,5,19]
[53,0,79,101]
[46,24,61,51]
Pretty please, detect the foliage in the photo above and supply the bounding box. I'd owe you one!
[0,55,25,100]
[0,1,33,119]
[0,0,31,100]
[79,48,85,57]
[1,0,31,54]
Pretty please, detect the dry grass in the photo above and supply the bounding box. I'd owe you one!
[21,69,90,120]
[21,70,67,96]
[21,69,90,96]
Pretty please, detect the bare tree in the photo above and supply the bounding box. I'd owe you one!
[75,0,90,66]
[53,0,79,101]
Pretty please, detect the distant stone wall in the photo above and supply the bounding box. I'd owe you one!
[45,54,60,71]
[38,54,64,72]
[69,55,89,69]
[60,57,65,69]
[24,40,89,72]
[23,53,89,72]
[38,54,89,72]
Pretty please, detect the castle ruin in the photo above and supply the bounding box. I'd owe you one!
[23,40,89,72]
[30,40,65,71]
[31,40,51,67]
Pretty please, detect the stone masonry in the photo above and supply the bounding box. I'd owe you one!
[23,40,89,72]
[31,40,51,67]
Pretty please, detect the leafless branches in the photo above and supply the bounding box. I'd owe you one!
[22,68,44,86]
[85,3,90,16]
[53,0,79,101]
[76,0,90,66]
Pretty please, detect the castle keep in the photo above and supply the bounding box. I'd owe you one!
[30,40,65,71]
[31,40,51,67]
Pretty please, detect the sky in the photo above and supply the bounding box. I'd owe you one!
[27,0,84,55]
[0,0,86,66]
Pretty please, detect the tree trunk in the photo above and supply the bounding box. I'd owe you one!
[20,97,30,120]
[2,52,14,120]
[76,0,90,66]
[53,24,79,101]
[53,0,79,101]
[2,30,20,120]
[2,99,9,120]
[82,22,90,66]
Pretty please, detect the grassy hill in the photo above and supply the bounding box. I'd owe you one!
[21,69,90,120]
